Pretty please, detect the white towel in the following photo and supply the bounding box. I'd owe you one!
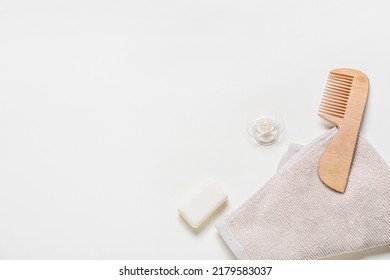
[216,128,390,259]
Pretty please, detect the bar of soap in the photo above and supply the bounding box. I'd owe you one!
[178,178,228,228]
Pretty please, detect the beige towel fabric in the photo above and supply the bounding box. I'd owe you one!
[216,128,390,259]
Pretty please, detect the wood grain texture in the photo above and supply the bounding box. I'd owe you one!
[318,68,369,193]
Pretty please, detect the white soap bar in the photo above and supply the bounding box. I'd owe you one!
[178,178,228,228]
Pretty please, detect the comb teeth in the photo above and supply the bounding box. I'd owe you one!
[319,72,353,119]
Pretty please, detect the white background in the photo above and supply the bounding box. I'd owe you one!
[0,0,389,259]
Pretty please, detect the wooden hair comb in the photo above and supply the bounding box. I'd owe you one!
[318,68,369,193]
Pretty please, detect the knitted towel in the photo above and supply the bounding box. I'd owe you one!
[216,128,390,259]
